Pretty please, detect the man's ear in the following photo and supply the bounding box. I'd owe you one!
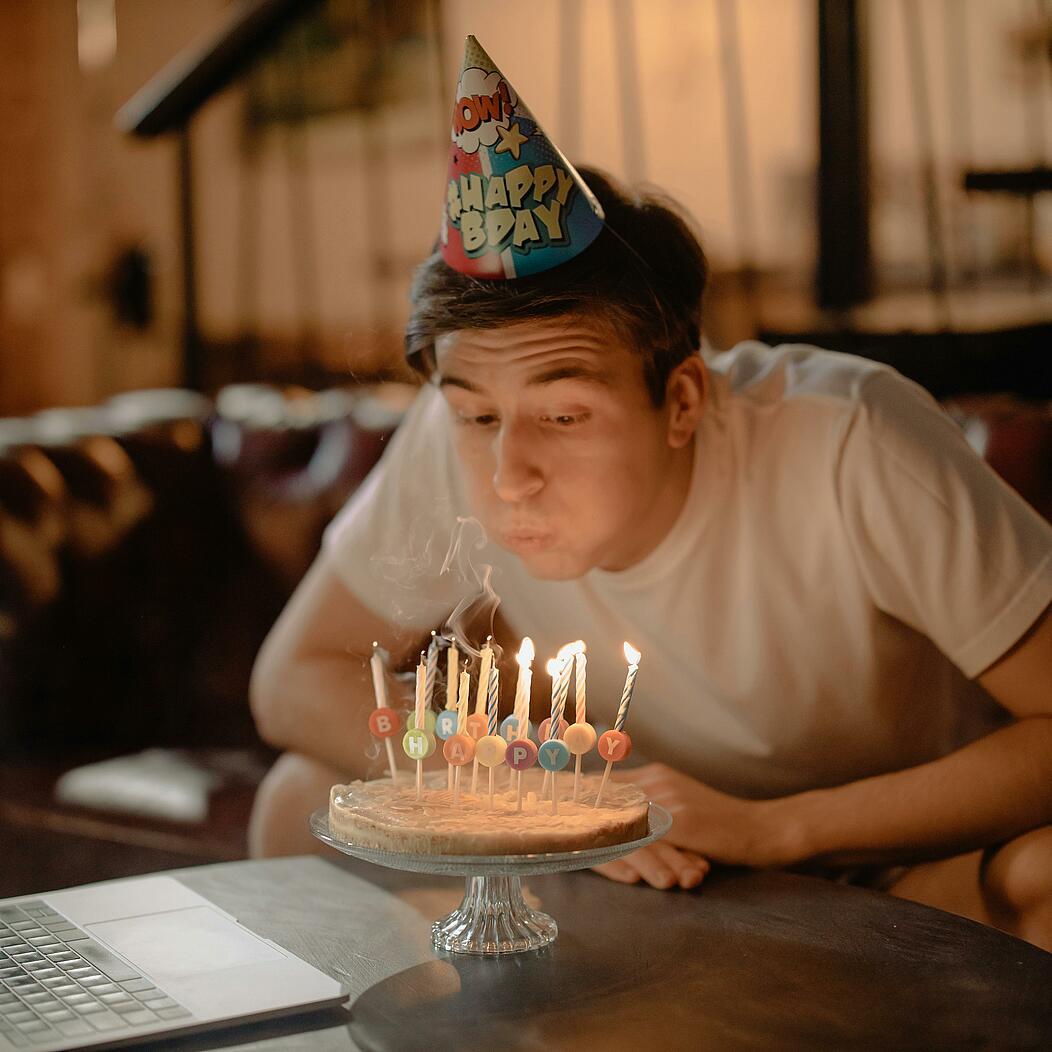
[665,356,707,449]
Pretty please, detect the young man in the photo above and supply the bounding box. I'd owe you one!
[250,42,1052,950]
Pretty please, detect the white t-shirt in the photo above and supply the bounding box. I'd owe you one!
[324,342,1052,798]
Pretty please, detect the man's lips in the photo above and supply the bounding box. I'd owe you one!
[500,529,555,553]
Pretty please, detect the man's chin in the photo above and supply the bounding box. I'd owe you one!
[509,547,589,581]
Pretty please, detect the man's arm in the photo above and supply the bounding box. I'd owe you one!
[769,601,1052,868]
[250,552,426,779]
[622,603,1052,873]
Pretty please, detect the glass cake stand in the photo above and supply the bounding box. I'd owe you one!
[310,804,672,956]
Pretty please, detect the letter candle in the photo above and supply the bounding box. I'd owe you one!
[540,656,573,813]
[506,637,535,792]
[594,642,641,807]
[450,669,473,808]
[482,665,502,808]
[569,645,596,802]
[470,638,494,794]
[412,657,427,800]
[541,643,579,800]
[369,643,399,780]
[444,637,459,790]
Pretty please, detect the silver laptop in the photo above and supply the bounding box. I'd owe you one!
[0,876,346,1049]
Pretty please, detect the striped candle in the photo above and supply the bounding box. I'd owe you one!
[614,642,641,731]
[547,657,572,740]
[487,666,500,736]
[574,649,587,724]
[445,637,459,709]
[474,639,494,715]
[424,631,440,710]
[415,653,426,729]
[457,669,471,731]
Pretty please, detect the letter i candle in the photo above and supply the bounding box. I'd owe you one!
[594,642,640,807]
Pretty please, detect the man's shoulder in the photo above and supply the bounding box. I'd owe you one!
[708,340,897,414]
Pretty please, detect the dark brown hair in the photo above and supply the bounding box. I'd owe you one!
[405,167,707,406]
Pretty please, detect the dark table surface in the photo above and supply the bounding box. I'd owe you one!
[144,852,1052,1051]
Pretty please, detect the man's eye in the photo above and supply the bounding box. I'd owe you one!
[541,413,589,427]
[458,413,498,427]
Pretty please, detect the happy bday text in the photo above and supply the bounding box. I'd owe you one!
[446,164,576,252]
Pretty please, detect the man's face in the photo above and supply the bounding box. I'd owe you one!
[435,316,688,579]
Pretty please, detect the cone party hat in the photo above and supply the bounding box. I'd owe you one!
[440,35,604,279]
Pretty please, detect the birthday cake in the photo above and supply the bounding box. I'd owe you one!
[328,768,649,856]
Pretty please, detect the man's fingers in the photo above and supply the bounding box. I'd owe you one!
[652,841,709,888]
[591,859,640,883]
[618,845,677,889]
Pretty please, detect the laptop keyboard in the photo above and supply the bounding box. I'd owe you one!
[0,900,192,1047]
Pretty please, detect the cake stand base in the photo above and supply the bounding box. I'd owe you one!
[431,875,557,955]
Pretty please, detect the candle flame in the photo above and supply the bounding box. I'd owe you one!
[623,641,641,665]
[557,639,587,660]
[516,636,536,668]
[546,657,564,677]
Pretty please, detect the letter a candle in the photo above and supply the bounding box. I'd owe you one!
[594,642,641,807]
[445,669,475,808]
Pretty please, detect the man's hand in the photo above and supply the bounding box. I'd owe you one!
[592,842,711,889]
[591,762,796,889]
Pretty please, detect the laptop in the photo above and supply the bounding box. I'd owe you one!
[0,875,346,1050]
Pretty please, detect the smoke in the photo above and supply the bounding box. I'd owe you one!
[440,516,503,665]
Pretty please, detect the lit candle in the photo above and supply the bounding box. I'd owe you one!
[370,643,399,781]
[445,636,459,710]
[595,642,642,807]
[614,641,641,731]
[506,637,534,792]
[548,655,573,740]
[541,642,580,801]
[512,637,534,739]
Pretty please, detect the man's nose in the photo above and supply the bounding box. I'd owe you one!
[492,421,544,502]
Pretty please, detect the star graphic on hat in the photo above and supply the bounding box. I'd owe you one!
[494,121,529,160]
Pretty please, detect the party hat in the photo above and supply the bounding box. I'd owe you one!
[439,35,604,279]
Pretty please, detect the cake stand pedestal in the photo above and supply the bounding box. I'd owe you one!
[310,804,671,956]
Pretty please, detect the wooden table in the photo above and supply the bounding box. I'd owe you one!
[149,854,1052,1050]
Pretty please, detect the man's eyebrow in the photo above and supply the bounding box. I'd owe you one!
[437,374,480,393]
[437,363,609,392]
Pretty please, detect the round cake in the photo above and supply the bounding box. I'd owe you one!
[328,768,650,855]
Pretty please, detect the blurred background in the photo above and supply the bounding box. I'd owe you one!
[1,0,1050,894]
